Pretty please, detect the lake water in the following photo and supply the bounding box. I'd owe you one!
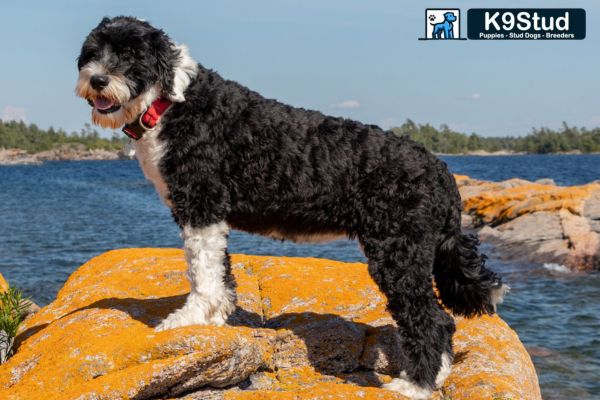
[1,155,599,399]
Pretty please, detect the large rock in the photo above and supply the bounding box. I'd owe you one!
[456,175,600,271]
[0,249,540,399]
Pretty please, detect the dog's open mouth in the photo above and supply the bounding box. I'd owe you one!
[89,97,121,114]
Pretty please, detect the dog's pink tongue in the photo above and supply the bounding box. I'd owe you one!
[93,97,114,110]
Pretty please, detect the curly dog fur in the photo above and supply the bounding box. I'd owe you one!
[76,16,506,399]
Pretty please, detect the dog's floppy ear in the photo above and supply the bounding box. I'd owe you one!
[151,30,177,100]
[148,28,197,102]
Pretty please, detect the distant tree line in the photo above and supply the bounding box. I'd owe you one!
[391,120,600,154]
[3,118,600,154]
[0,120,126,153]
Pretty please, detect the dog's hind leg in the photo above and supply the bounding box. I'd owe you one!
[360,234,455,399]
[155,222,237,331]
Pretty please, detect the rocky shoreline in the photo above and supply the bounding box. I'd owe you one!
[3,147,598,166]
[436,150,524,156]
[0,146,127,165]
[457,175,600,271]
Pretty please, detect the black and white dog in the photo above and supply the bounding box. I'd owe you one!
[76,16,507,399]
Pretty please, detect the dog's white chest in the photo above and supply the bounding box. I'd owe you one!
[133,128,171,206]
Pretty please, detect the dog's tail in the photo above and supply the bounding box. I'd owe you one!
[433,232,508,317]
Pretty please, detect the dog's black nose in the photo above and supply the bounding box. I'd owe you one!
[90,75,109,91]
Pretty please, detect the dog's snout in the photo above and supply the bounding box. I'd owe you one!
[90,75,109,91]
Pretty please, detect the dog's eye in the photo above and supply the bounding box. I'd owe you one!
[78,51,96,68]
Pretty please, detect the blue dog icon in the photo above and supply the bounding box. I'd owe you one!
[431,12,457,39]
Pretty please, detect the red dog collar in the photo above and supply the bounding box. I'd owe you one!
[122,97,171,140]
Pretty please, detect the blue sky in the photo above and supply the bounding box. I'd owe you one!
[0,0,598,137]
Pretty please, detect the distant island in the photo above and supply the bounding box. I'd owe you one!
[0,120,127,164]
[0,120,126,153]
[1,119,600,164]
[391,120,600,154]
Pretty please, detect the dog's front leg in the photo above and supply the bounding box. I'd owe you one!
[156,222,237,331]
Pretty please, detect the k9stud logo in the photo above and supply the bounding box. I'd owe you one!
[420,9,466,40]
[419,8,586,41]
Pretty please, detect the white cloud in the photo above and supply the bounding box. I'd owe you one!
[330,100,360,109]
[1,106,27,122]
[470,93,481,101]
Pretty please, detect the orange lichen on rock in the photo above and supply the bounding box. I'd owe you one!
[462,182,600,226]
[0,273,8,292]
[242,255,391,326]
[0,250,274,400]
[444,315,542,400]
[456,176,600,271]
[224,382,416,400]
[0,249,541,399]
[452,174,470,184]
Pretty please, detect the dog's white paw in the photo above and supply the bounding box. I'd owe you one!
[155,293,235,332]
[383,353,452,399]
[382,373,433,400]
[435,352,453,388]
[208,300,236,326]
[155,306,210,331]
